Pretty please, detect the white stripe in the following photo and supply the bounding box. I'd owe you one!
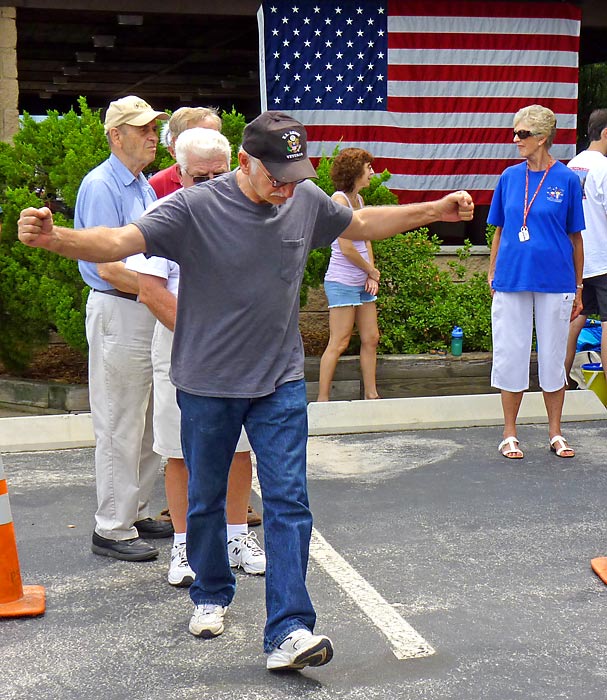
[251,477,434,659]
[310,528,435,659]
[388,15,581,37]
[389,48,579,69]
[388,80,577,99]
[0,493,12,526]
[306,141,576,162]
[385,172,501,191]
[257,6,268,112]
[290,110,578,130]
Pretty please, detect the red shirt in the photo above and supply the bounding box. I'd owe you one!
[149,163,181,198]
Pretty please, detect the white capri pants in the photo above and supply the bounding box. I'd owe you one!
[152,322,251,458]
[491,291,574,393]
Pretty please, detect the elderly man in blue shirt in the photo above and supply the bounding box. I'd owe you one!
[76,95,172,561]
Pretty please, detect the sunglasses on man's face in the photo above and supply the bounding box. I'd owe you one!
[259,167,305,189]
[191,172,226,184]
[513,129,538,140]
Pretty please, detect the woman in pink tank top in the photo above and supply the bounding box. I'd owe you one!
[317,148,381,401]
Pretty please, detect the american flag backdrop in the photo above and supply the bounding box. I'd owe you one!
[257,0,582,205]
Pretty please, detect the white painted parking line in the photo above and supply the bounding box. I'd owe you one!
[252,477,435,660]
[309,528,435,660]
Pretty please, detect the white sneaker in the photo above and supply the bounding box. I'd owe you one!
[227,531,266,575]
[167,542,195,587]
[267,628,334,671]
[188,603,227,638]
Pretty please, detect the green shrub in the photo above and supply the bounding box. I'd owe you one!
[0,100,249,373]
[373,231,492,354]
[0,98,107,371]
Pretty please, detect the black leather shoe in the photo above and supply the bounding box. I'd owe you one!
[134,517,174,538]
[91,532,159,561]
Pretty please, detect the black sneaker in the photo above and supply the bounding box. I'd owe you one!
[134,517,174,538]
[91,532,159,561]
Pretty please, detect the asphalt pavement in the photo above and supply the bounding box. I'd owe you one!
[2,420,607,700]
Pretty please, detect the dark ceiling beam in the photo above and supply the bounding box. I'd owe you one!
[1,0,259,14]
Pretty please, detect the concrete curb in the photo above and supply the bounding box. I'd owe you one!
[308,390,606,435]
[0,390,604,452]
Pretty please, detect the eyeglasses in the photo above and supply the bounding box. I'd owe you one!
[259,167,305,189]
[513,130,538,140]
[183,170,227,183]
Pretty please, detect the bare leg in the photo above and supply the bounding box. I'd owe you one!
[317,306,356,401]
[226,450,253,524]
[565,314,586,385]
[543,385,574,453]
[501,389,524,439]
[355,302,380,399]
[164,457,188,534]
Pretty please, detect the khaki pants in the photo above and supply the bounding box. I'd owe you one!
[86,290,161,540]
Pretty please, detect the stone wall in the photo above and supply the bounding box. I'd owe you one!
[0,7,19,142]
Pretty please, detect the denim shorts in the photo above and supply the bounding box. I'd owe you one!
[324,280,377,308]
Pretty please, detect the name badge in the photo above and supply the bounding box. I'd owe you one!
[518,226,530,242]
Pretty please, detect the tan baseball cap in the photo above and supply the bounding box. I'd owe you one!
[104,95,169,133]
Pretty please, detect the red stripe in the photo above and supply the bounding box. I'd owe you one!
[389,189,494,206]
[386,96,578,114]
[306,125,577,146]
[388,32,580,52]
[0,479,7,497]
[388,64,578,84]
[388,0,581,21]
[371,157,518,177]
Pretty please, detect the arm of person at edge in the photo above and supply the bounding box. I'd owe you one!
[570,231,584,321]
[97,261,140,295]
[341,190,474,243]
[137,272,177,332]
[17,206,146,261]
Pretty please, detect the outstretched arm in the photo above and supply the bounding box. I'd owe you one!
[18,207,147,262]
[340,191,474,242]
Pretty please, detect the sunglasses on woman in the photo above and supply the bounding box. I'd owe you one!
[513,130,539,140]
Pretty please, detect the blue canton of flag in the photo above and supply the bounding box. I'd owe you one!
[261,1,388,112]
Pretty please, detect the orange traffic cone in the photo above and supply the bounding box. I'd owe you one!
[0,454,45,618]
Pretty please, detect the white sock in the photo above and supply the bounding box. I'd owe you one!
[227,524,248,542]
[173,532,186,547]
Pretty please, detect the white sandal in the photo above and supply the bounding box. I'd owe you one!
[550,435,575,458]
[498,436,523,459]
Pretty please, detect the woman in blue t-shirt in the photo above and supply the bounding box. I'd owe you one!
[487,104,585,459]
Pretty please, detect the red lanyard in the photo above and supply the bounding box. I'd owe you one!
[523,160,555,228]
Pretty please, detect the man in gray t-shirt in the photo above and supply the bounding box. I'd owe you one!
[18,111,474,672]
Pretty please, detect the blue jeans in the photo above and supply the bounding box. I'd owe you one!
[177,379,316,652]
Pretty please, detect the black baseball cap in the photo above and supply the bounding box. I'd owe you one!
[242,111,317,182]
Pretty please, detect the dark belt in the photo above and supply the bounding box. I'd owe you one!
[94,288,138,302]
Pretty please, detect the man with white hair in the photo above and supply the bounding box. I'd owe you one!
[127,128,266,586]
[149,106,222,198]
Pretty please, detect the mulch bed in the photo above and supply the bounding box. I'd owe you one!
[0,332,327,385]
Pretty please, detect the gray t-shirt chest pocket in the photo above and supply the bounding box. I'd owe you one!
[280,238,306,283]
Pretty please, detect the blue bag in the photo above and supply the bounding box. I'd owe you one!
[576,318,602,353]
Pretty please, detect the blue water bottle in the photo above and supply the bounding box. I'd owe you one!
[451,326,463,356]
